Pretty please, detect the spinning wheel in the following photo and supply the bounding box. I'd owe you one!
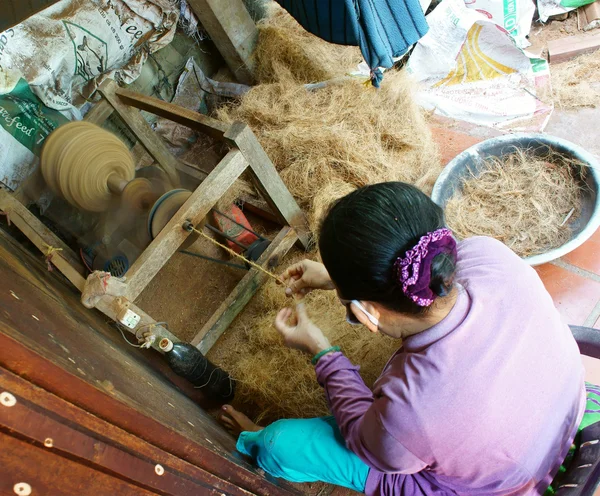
[41,122,135,212]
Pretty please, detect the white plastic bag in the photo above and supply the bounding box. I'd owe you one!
[407,0,553,132]
[0,0,178,112]
[0,0,178,192]
[463,0,535,47]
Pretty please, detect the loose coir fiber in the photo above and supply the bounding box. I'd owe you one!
[208,252,401,425]
[552,51,600,109]
[444,150,585,258]
[207,5,439,423]
[217,6,441,234]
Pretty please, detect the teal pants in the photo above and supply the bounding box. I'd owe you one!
[237,416,369,492]
[239,384,600,493]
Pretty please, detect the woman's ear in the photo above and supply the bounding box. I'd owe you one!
[350,301,380,333]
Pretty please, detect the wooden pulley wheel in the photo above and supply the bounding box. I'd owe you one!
[41,121,135,212]
[148,189,206,249]
[122,178,159,211]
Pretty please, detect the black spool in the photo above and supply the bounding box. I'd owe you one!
[162,341,235,401]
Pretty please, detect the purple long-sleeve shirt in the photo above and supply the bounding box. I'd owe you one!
[316,236,585,495]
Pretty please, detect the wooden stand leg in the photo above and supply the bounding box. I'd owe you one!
[184,0,257,85]
[191,227,298,353]
[98,80,180,187]
[0,189,85,284]
[224,122,311,249]
[83,99,115,126]
[124,149,249,301]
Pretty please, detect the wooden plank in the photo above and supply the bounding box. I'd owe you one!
[0,371,253,495]
[83,98,115,125]
[0,188,85,286]
[0,331,297,495]
[98,80,180,186]
[0,190,179,352]
[548,32,600,63]
[191,227,297,353]
[224,122,311,249]
[239,192,280,224]
[185,0,257,85]
[115,87,230,139]
[0,434,157,496]
[0,239,298,494]
[125,149,249,300]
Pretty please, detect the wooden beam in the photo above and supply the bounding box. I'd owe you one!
[83,99,115,125]
[224,122,311,249]
[97,80,180,187]
[548,32,600,63]
[0,189,179,351]
[0,372,254,495]
[0,188,85,286]
[125,149,249,300]
[185,0,257,85]
[115,87,230,140]
[191,227,298,353]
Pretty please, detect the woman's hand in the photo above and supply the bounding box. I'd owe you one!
[274,303,332,356]
[279,260,334,298]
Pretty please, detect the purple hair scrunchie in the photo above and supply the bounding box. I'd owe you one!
[393,228,457,307]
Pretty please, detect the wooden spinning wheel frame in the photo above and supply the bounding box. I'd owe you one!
[0,79,309,355]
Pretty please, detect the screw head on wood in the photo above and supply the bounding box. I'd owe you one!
[13,483,32,496]
[155,464,165,476]
[0,392,16,407]
[44,438,54,448]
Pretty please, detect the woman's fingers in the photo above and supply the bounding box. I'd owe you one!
[280,264,303,284]
[274,307,294,335]
[295,302,308,321]
[285,279,309,297]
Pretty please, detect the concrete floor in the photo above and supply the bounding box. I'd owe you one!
[546,107,600,158]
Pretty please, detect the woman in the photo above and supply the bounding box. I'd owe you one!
[220,182,589,495]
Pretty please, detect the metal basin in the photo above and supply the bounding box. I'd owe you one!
[431,133,600,266]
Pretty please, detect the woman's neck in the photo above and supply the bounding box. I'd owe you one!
[386,287,459,339]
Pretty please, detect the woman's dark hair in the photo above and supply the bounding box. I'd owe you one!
[319,182,456,315]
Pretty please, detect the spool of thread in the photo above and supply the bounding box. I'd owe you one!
[159,338,235,401]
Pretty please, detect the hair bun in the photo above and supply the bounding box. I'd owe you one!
[429,252,456,299]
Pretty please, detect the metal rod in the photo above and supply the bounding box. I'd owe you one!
[205,223,248,250]
[107,174,128,194]
[211,208,266,241]
[179,250,248,270]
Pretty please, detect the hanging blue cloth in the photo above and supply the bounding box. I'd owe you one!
[275,0,428,86]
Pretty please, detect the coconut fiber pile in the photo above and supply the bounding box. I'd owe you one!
[208,252,401,425]
[207,5,440,423]
[444,150,585,258]
[217,5,441,233]
[552,52,600,109]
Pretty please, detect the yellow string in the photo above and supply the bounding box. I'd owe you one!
[190,226,286,286]
[42,242,63,258]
